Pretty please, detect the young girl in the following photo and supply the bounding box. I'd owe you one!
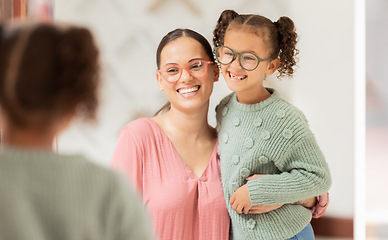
[213,10,332,239]
[0,23,152,240]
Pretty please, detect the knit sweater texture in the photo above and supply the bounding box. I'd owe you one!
[0,147,153,240]
[216,89,331,240]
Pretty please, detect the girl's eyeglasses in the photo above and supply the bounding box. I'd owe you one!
[158,59,214,83]
[214,46,273,71]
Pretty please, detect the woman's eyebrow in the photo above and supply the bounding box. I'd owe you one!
[188,58,204,62]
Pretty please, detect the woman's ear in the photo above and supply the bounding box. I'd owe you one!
[156,72,164,91]
[213,65,220,82]
[266,58,280,75]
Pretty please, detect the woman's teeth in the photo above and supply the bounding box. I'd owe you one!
[229,72,246,80]
[178,86,200,94]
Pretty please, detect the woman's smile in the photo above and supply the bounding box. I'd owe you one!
[176,85,201,97]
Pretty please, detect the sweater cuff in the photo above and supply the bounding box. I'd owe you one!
[247,177,281,205]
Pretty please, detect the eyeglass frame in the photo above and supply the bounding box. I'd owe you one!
[214,46,274,71]
[157,59,215,83]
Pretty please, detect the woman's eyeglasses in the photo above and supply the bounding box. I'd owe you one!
[158,59,214,83]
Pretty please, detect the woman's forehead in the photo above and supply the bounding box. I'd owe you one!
[160,37,209,64]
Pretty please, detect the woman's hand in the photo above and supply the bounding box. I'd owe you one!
[247,203,284,214]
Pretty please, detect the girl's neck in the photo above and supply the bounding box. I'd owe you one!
[236,86,271,104]
[1,125,56,151]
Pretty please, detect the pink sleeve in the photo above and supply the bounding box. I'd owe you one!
[111,124,144,194]
[310,192,329,218]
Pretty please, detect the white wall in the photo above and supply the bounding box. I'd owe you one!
[287,0,355,218]
[55,0,354,219]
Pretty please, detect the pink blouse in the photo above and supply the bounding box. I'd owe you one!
[111,118,230,240]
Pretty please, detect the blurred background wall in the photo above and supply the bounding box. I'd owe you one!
[366,0,388,238]
[53,0,355,230]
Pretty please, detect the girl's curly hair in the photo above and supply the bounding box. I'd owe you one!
[0,23,100,129]
[213,10,299,79]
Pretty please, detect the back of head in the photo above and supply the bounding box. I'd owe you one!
[213,10,299,79]
[0,23,100,129]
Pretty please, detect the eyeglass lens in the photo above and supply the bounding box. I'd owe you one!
[216,47,259,71]
[160,60,208,82]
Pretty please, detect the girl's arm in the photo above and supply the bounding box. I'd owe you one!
[246,134,332,206]
[233,173,329,217]
[247,194,329,218]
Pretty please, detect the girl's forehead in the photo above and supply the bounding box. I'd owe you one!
[224,29,267,52]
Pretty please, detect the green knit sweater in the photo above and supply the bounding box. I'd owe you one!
[216,89,331,240]
[0,147,153,240]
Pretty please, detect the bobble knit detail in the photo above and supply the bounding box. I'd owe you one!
[216,89,331,240]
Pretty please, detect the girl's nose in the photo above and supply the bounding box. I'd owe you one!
[230,55,242,69]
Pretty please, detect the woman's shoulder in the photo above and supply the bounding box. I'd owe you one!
[124,117,154,129]
[121,117,159,137]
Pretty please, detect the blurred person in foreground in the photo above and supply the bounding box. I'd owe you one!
[0,22,153,240]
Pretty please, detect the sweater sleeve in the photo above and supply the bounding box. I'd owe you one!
[111,124,144,194]
[247,133,332,205]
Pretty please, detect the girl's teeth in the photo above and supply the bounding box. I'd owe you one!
[230,72,245,80]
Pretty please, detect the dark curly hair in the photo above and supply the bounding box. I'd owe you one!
[0,23,100,129]
[213,9,299,79]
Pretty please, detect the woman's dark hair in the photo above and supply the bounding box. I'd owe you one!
[154,28,214,116]
[213,9,299,79]
[0,23,100,129]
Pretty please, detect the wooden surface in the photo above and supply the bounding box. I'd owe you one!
[312,217,353,238]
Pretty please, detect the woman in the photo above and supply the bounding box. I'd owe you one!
[0,22,152,240]
[111,28,325,240]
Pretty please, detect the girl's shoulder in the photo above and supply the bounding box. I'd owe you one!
[215,92,234,113]
[274,97,309,125]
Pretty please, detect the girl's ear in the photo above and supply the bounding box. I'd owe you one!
[156,72,164,91]
[213,64,220,82]
[266,58,280,75]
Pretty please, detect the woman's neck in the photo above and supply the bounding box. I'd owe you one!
[154,105,215,142]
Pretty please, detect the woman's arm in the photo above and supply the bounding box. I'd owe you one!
[111,124,145,193]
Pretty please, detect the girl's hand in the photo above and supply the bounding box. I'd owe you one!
[229,184,252,214]
[245,174,284,214]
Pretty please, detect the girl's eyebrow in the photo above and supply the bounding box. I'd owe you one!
[226,46,259,55]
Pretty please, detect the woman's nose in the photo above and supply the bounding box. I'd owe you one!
[179,68,193,83]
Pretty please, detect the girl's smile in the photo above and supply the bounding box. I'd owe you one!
[227,71,247,81]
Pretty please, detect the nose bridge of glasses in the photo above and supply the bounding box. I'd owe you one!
[180,65,193,80]
[229,51,244,68]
